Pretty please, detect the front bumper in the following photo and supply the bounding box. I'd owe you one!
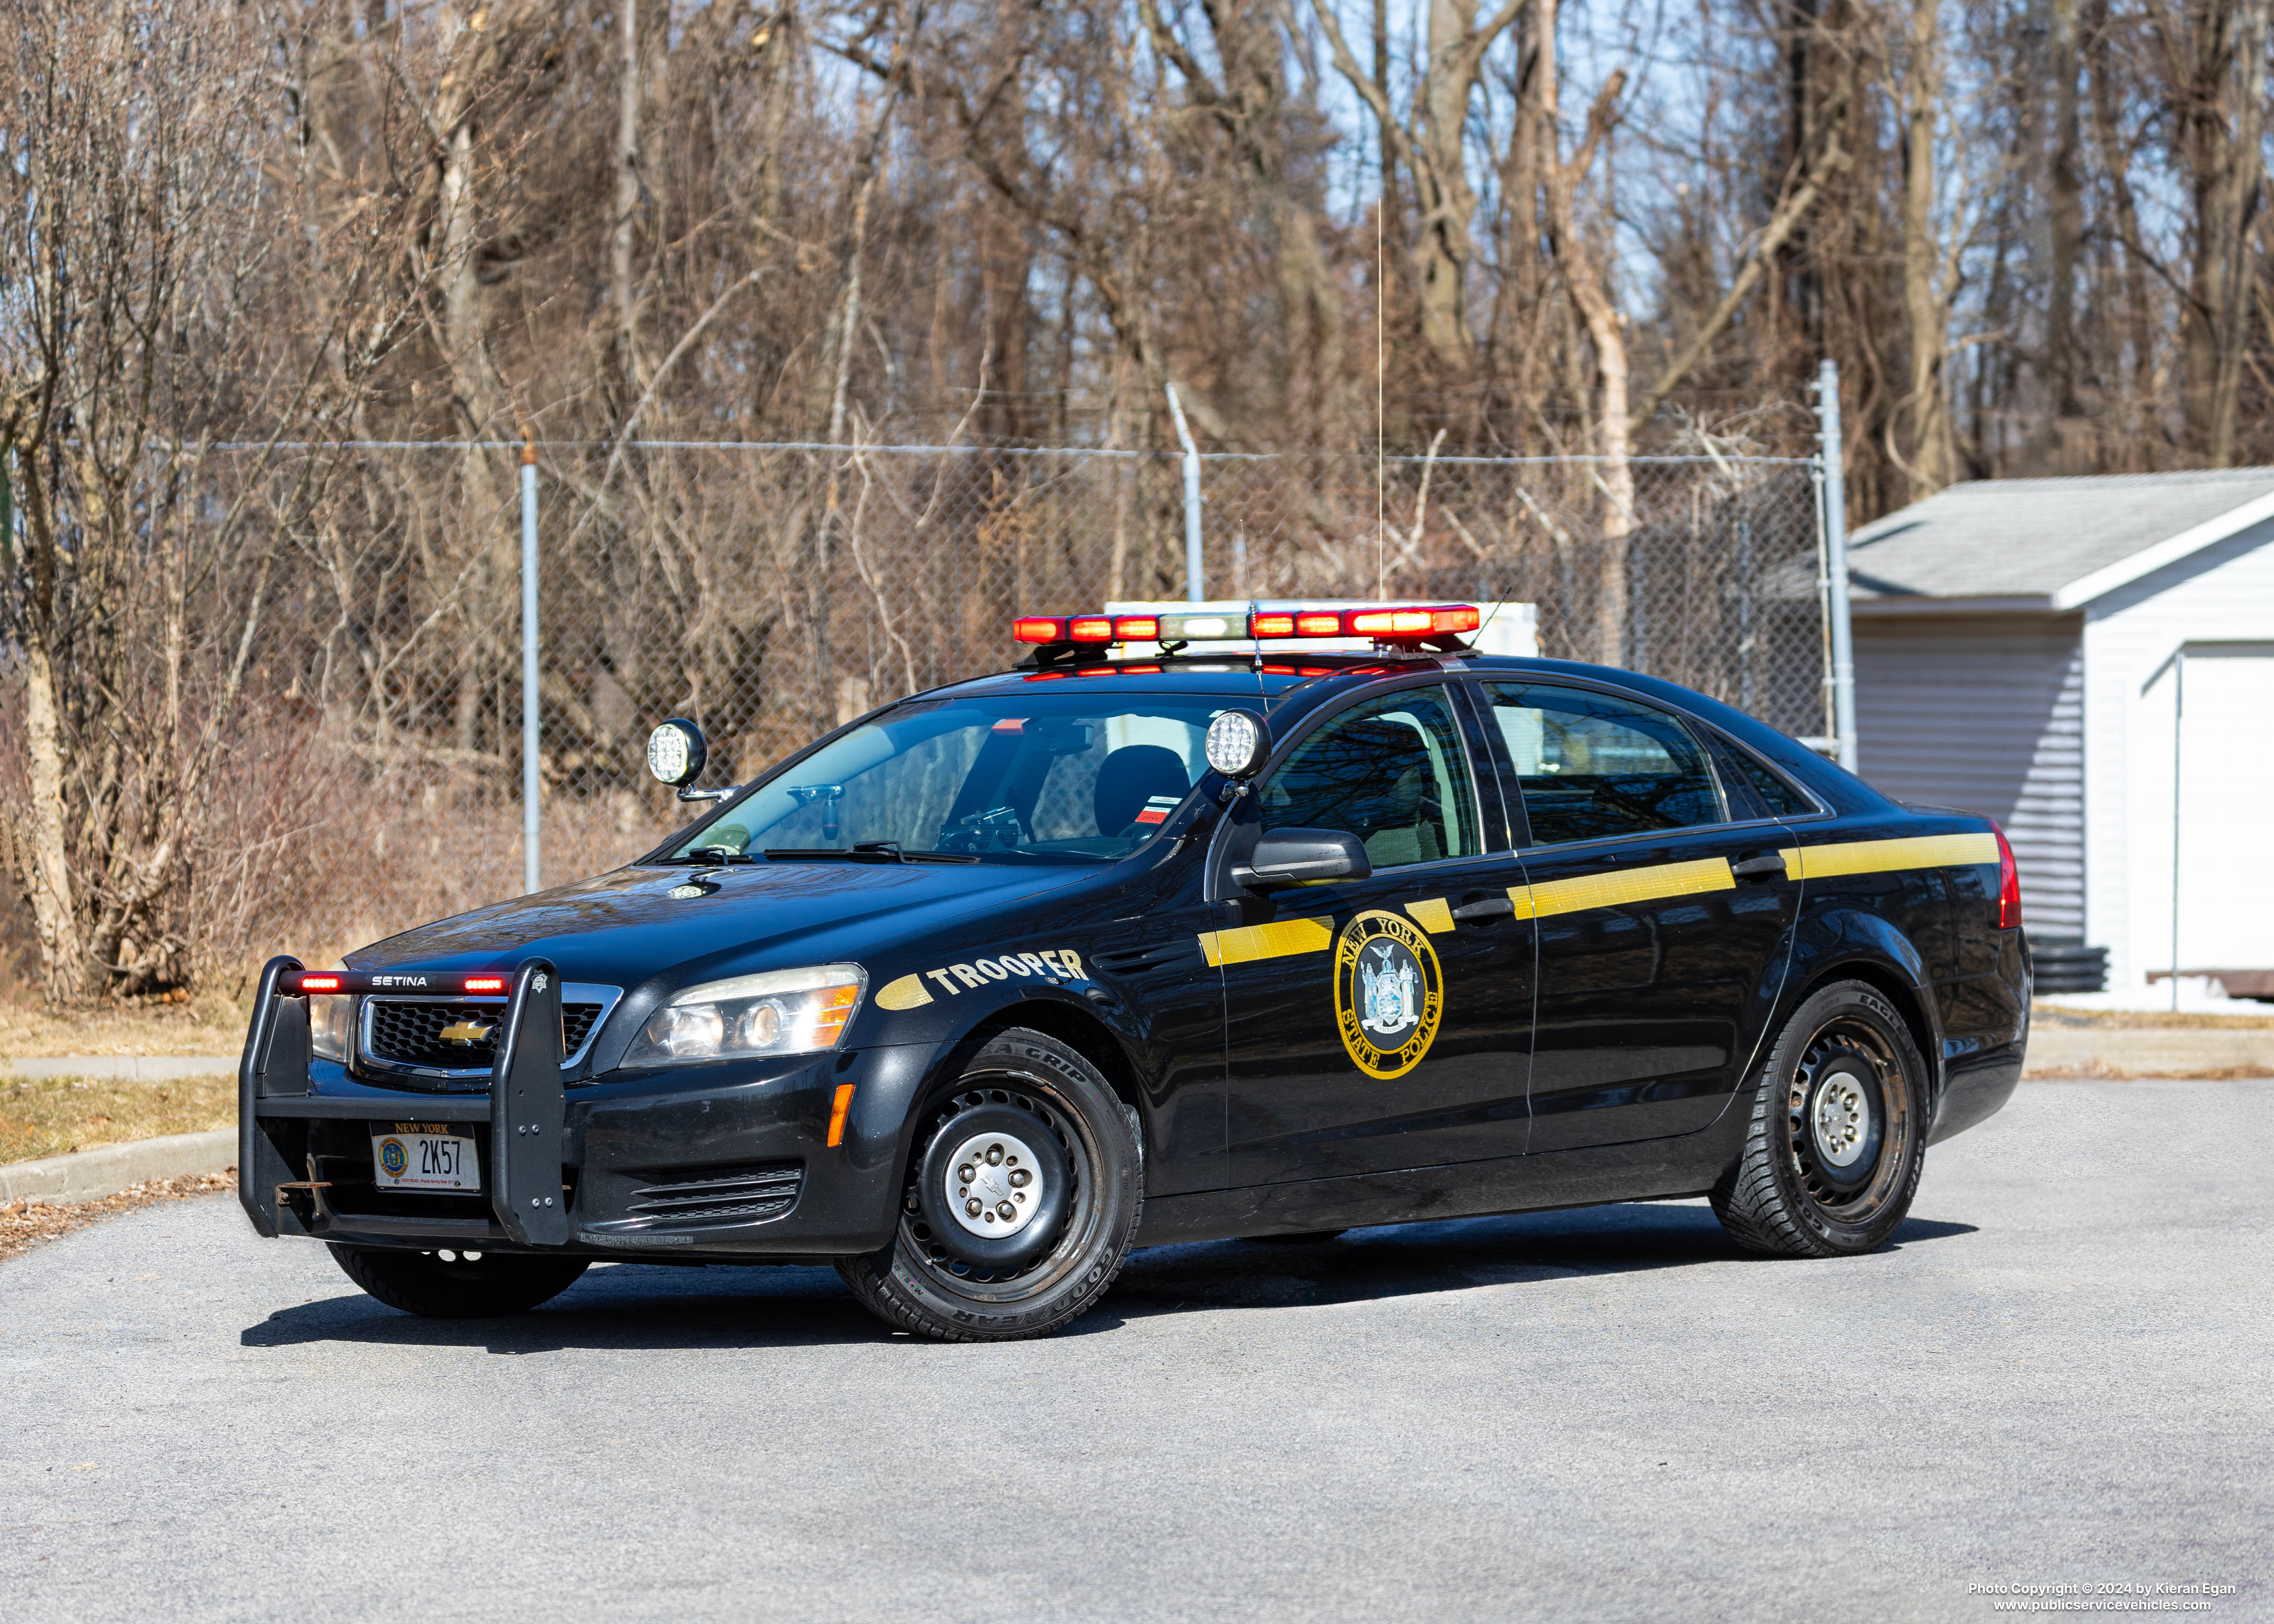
[239,958,933,1260]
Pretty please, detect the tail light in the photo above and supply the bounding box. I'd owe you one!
[1993,825,2022,930]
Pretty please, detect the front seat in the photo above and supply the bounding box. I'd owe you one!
[1093,745,1190,837]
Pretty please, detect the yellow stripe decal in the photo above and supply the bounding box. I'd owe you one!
[1779,832,1998,880]
[1404,897,1455,934]
[1196,916,1336,968]
[1508,857,1735,920]
[874,973,933,1011]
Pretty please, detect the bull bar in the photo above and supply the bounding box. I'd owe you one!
[237,955,573,1248]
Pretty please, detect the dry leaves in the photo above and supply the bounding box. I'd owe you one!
[0,1171,238,1263]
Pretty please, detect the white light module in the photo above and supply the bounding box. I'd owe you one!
[1205,710,1267,778]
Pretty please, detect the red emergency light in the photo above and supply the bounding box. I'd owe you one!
[1015,603,1483,648]
[463,976,509,993]
[299,975,343,992]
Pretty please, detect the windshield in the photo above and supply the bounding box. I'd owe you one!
[666,693,1239,864]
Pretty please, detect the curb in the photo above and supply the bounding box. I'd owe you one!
[2022,1025,2274,1079]
[3,1056,238,1082]
[0,1129,238,1206]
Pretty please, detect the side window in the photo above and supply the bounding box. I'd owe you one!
[1723,741,1817,817]
[1260,686,1480,868]
[1482,682,1728,845]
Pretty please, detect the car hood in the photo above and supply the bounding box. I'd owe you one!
[347,859,1093,992]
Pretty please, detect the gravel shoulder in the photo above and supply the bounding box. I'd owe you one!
[3,1080,2269,1623]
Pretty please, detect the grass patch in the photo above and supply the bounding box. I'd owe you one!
[0,1074,235,1165]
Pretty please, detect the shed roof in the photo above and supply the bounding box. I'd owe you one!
[1848,468,2274,611]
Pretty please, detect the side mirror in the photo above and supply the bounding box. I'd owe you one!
[646,718,708,788]
[1205,709,1270,779]
[1238,827,1371,890]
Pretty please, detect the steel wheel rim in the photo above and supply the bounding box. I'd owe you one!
[896,1082,1102,1303]
[1785,1016,1909,1217]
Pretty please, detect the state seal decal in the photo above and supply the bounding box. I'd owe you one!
[1333,909,1444,1080]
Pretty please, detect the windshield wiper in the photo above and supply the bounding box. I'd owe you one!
[761,843,980,865]
[663,848,761,865]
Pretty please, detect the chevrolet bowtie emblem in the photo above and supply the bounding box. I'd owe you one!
[439,1020,493,1046]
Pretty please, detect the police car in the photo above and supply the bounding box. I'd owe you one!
[237,602,2030,1341]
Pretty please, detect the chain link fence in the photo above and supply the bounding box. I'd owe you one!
[65,442,1828,977]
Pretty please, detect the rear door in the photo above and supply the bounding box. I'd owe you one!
[1217,678,1536,1185]
[1478,680,1801,1152]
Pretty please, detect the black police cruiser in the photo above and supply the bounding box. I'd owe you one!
[237,602,2030,1341]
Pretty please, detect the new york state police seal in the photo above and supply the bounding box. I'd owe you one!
[1333,910,1444,1080]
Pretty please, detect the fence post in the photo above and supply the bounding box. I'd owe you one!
[520,435,542,893]
[1164,383,1203,601]
[1814,360,1860,774]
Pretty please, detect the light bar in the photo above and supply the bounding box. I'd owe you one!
[1013,604,1482,647]
[280,969,520,996]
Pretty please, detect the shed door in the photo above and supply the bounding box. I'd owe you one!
[2167,646,2274,975]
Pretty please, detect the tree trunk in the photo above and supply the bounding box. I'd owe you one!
[18,630,84,1001]
[1896,0,1956,496]
[1538,0,1632,663]
[612,0,642,392]
[2047,0,2084,421]
[2209,0,2267,463]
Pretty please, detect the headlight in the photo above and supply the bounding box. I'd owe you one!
[308,961,355,1062]
[625,965,867,1066]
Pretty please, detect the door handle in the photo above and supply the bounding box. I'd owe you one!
[1730,853,1786,879]
[1451,897,1517,921]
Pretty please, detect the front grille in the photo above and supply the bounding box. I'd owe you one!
[366,999,602,1072]
[627,1161,803,1227]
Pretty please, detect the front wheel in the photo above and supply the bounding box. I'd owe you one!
[835,1029,1142,1342]
[1711,981,1929,1258]
[329,1244,590,1317]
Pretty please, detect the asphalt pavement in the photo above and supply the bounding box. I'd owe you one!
[4,1080,2270,1623]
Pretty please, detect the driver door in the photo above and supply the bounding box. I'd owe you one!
[1216,680,1536,1186]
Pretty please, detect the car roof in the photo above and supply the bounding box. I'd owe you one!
[912,649,1867,808]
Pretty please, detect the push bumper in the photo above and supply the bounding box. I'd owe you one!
[238,956,933,1260]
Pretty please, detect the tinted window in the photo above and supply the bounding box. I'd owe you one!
[1259,686,1479,868]
[1483,683,1727,844]
[1724,743,1816,817]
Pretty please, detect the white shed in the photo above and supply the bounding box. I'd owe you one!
[1843,471,2274,1004]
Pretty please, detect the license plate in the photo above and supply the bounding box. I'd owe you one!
[371,1130,480,1192]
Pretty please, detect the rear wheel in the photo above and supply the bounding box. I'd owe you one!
[329,1244,590,1318]
[1711,981,1928,1258]
[835,1029,1141,1342]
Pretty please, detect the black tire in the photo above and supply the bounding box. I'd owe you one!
[835,1028,1142,1342]
[329,1244,591,1318]
[1711,981,1929,1258]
